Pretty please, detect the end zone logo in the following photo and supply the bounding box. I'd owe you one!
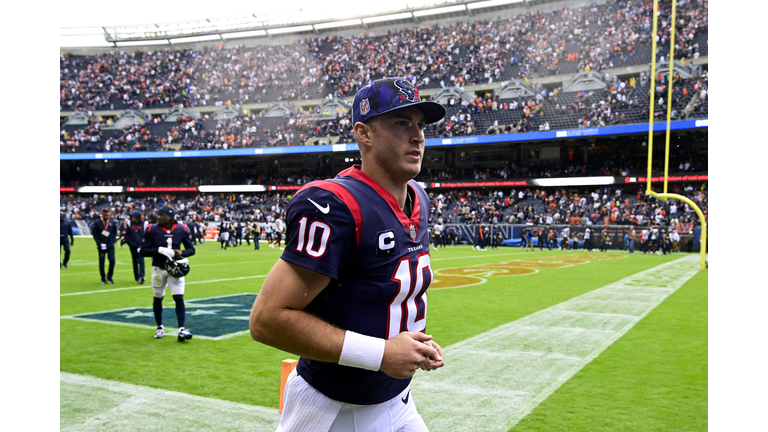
[62,294,257,340]
[431,254,623,289]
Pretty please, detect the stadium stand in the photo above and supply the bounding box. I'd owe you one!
[60,0,708,113]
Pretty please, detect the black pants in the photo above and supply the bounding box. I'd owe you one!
[98,246,116,280]
[60,237,71,266]
[129,245,145,281]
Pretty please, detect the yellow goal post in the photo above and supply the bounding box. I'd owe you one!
[645,0,707,269]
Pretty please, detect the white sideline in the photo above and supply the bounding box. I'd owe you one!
[60,275,268,296]
[60,372,280,431]
[60,255,701,431]
[412,255,701,431]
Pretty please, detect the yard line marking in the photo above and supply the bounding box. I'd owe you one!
[60,275,268,296]
[412,255,701,431]
[59,259,280,276]
[60,372,279,432]
[60,256,700,430]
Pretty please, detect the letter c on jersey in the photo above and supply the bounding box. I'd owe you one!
[376,230,396,256]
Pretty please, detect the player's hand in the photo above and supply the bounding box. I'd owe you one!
[418,339,445,371]
[173,249,182,258]
[158,247,175,260]
[381,332,442,379]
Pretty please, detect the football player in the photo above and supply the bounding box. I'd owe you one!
[274,216,285,250]
[60,212,74,269]
[250,77,445,431]
[139,207,195,341]
[120,211,146,283]
[91,208,118,284]
[219,218,231,249]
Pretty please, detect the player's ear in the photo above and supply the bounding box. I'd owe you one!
[354,121,374,149]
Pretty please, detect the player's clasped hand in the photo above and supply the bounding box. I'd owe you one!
[381,332,445,379]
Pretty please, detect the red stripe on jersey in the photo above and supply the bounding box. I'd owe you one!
[338,165,421,234]
[295,179,363,247]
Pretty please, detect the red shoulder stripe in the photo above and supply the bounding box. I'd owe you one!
[339,165,421,235]
[295,180,362,247]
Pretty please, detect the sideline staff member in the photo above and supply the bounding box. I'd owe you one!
[60,212,74,269]
[250,78,446,431]
[91,208,117,284]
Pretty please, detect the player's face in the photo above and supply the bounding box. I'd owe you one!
[369,106,427,182]
[157,213,173,228]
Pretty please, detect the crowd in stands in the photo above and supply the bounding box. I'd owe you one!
[60,0,708,112]
[60,64,708,152]
[60,181,708,237]
[427,183,707,231]
[60,193,292,226]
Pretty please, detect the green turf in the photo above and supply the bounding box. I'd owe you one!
[511,268,707,432]
[60,239,707,429]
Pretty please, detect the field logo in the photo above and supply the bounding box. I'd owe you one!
[431,254,623,289]
[62,293,257,340]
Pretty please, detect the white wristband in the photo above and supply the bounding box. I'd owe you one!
[338,330,385,371]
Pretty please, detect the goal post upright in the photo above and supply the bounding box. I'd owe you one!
[645,0,707,270]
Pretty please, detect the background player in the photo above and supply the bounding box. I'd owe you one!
[219,218,231,249]
[250,77,445,431]
[273,216,285,250]
[120,211,146,284]
[60,212,74,269]
[91,208,118,284]
[140,207,195,341]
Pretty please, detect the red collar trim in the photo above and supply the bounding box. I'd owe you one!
[338,165,421,231]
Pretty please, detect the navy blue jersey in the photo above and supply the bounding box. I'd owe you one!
[91,218,118,247]
[121,220,146,247]
[139,223,195,268]
[60,219,73,238]
[280,165,432,405]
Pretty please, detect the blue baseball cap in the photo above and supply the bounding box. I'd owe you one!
[130,211,143,219]
[352,77,446,125]
[157,207,175,218]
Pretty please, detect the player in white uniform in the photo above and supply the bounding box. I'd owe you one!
[274,217,285,250]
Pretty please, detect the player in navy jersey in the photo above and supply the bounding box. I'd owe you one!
[60,212,74,269]
[91,208,118,284]
[120,211,146,284]
[139,207,195,341]
[250,78,446,431]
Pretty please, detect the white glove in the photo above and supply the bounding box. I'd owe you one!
[158,247,175,260]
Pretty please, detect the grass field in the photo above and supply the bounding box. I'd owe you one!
[60,238,707,431]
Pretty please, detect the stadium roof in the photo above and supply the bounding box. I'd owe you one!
[60,0,487,48]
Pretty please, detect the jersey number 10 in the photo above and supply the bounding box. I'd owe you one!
[388,254,430,339]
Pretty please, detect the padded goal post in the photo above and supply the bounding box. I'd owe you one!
[645,0,707,270]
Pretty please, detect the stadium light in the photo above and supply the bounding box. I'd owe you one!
[222,29,268,39]
[362,13,414,24]
[78,186,124,193]
[169,34,221,43]
[266,25,315,35]
[412,5,467,17]
[116,40,171,47]
[198,185,267,193]
[313,19,363,30]
[467,0,524,10]
[532,177,615,187]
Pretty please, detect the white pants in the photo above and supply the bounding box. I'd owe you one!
[151,266,185,297]
[277,370,428,432]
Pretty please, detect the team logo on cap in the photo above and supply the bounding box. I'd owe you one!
[394,79,419,102]
[360,98,370,115]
